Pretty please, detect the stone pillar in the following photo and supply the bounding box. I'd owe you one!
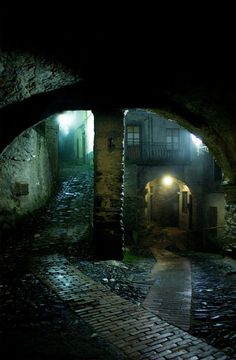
[93,110,124,260]
[45,118,59,186]
[222,184,236,248]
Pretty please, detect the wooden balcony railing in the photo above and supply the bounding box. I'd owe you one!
[125,142,191,164]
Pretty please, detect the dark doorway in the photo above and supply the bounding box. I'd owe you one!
[152,183,179,227]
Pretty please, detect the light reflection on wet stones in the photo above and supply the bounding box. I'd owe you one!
[74,258,156,305]
[1,165,236,358]
[74,252,236,358]
[1,165,94,257]
[188,252,236,358]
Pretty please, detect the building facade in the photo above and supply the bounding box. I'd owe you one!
[124,109,225,250]
[58,110,94,165]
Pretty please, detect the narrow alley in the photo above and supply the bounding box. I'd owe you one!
[29,164,94,255]
[0,165,235,359]
[2,20,236,360]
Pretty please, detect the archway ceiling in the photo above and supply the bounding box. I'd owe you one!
[1,11,236,180]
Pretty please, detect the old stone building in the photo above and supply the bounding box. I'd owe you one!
[0,118,59,228]
[1,8,236,360]
[124,109,225,250]
[58,110,94,165]
[1,10,236,259]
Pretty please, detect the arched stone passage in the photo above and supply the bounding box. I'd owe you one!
[1,78,235,184]
[144,176,192,231]
[0,106,125,260]
[0,116,59,227]
[1,50,236,254]
[0,51,80,109]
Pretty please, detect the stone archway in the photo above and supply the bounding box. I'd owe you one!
[1,49,236,255]
[145,176,192,230]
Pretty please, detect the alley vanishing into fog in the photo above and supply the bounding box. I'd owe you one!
[0,165,235,359]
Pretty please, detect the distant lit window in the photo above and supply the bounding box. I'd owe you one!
[166,128,179,150]
[182,191,188,213]
[127,126,140,145]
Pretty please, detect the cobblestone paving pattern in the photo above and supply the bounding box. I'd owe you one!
[0,263,128,359]
[12,165,94,256]
[143,249,192,331]
[32,254,230,360]
[187,252,236,358]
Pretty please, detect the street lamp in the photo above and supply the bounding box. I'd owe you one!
[162,175,174,186]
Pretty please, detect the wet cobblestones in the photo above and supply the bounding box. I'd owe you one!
[29,165,94,255]
[187,252,236,358]
[1,165,236,358]
[0,267,127,359]
[31,254,229,360]
[0,165,94,279]
[0,165,127,359]
[74,256,156,305]
[73,252,236,358]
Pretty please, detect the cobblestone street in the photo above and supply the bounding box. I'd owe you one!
[189,253,236,357]
[30,165,94,255]
[0,165,236,359]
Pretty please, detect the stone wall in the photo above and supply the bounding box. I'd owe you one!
[0,51,80,109]
[123,158,226,250]
[0,118,59,230]
[224,204,236,241]
[204,193,225,242]
[222,185,236,251]
[44,120,59,185]
[123,164,139,243]
[94,110,124,259]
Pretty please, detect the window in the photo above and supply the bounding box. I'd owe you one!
[182,191,188,213]
[166,128,179,150]
[127,126,140,145]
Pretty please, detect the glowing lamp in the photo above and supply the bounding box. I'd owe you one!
[162,176,174,186]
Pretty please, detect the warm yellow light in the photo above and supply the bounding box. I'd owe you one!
[162,176,174,186]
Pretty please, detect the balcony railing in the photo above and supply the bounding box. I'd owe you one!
[125,142,191,164]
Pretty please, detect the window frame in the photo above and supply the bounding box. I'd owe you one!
[166,128,180,150]
[126,125,141,145]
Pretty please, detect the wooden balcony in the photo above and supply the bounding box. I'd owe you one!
[125,142,191,165]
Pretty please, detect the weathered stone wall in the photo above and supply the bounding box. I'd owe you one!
[0,50,235,253]
[94,110,124,259]
[224,204,236,242]
[0,50,80,109]
[222,185,236,249]
[204,193,225,232]
[123,164,139,243]
[132,165,204,230]
[45,120,59,185]
[0,118,59,230]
